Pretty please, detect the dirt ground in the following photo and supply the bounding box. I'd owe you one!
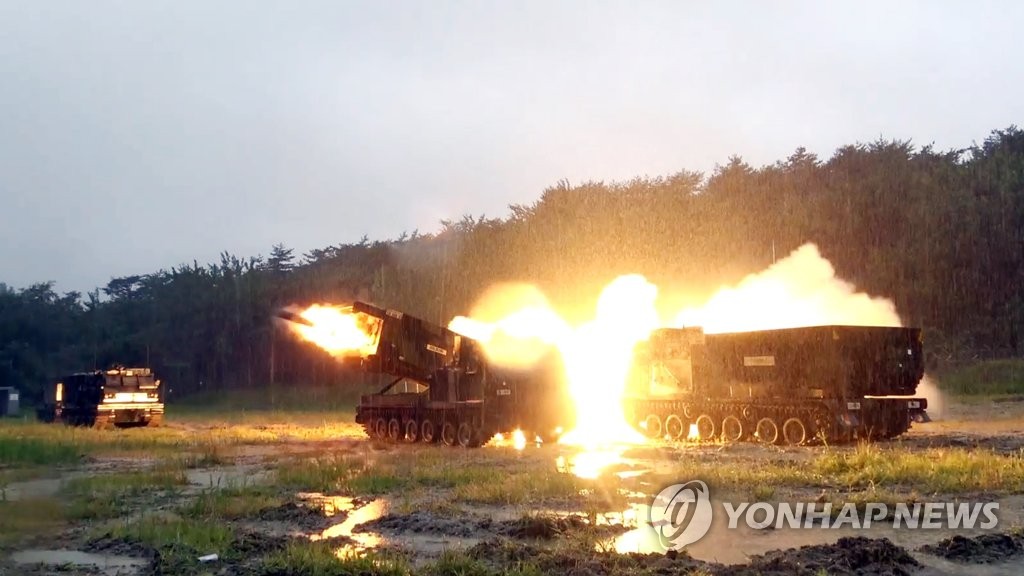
[2,397,1024,575]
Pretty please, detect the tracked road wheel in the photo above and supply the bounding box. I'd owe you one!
[374,417,388,440]
[695,414,716,441]
[782,418,807,445]
[387,418,402,442]
[664,415,685,440]
[457,422,480,448]
[755,417,779,444]
[441,422,458,446]
[404,420,419,443]
[721,415,744,442]
[644,414,663,439]
[420,420,437,443]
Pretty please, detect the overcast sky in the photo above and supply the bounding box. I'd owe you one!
[1,1,1021,293]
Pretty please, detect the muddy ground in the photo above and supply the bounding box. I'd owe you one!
[2,398,1024,575]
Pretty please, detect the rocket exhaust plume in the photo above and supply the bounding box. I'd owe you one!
[275,304,382,358]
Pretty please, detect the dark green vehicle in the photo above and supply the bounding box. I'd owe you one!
[37,367,164,428]
[625,325,929,444]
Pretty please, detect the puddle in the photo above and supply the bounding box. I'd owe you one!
[315,498,389,552]
[309,497,487,558]
[11,549,148,576]
[297,492,361,516]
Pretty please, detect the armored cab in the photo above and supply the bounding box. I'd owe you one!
[626,325,928,444]
[38,367,164,428]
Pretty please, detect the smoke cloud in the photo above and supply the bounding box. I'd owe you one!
[674,243,901,333]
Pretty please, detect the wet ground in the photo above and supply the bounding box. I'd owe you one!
[3,398,1024,575]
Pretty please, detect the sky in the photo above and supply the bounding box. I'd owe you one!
[1,0,1022,293]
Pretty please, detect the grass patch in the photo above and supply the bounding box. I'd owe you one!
[180,485,282,520]
[0,435,82,466]
[261,542,410,576]
[814,443,1024,493]
[830,487,920,519]
[454,469,580,505]
[0,421,205,460]
[63,468,189,520]
[649,444,1024,495]
[648,454,816,493]
[276,455,361,493]
[0,497,64,546]
[109,514,235,555]
[751,485,775,502]
[176,444,229,469]
[276,450,584,504]
[0,415,357,464]
[422,550,494,576]
[940,358,1024,396]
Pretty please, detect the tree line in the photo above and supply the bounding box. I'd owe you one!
[2,127,1021,401]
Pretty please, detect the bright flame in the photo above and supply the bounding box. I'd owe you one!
[687,423,700,441]
[558,275,658,447]
[675,244,901,333]
[450,283,570,368]
[449,275,658,451]
[285,304,380,357]
[449,275,659,477]
[451,242,922,476]
[512,429,527,451]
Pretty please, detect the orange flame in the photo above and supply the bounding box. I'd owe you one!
[450,243,909,477]
[284,304,380,357]
[449,275,658,477]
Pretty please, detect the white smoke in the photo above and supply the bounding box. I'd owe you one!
[915,375,945,420]
[675,243,901,333]
[675,242,944,417]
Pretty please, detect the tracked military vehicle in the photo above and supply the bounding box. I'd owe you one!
[37,367,164,428]
[281,302,572,447]
[624,325,928,444]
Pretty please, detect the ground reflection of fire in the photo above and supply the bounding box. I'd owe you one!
[312,497,387,554]
[556,449,626,480]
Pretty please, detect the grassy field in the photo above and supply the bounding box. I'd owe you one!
[938,358,1024,396]
[3,387,1024,573]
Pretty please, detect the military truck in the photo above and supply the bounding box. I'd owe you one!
[279,302,572,447]
[624,325,928,444]
[37,367,164,428]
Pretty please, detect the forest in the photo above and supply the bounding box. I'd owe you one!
[2,127,1022,402]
